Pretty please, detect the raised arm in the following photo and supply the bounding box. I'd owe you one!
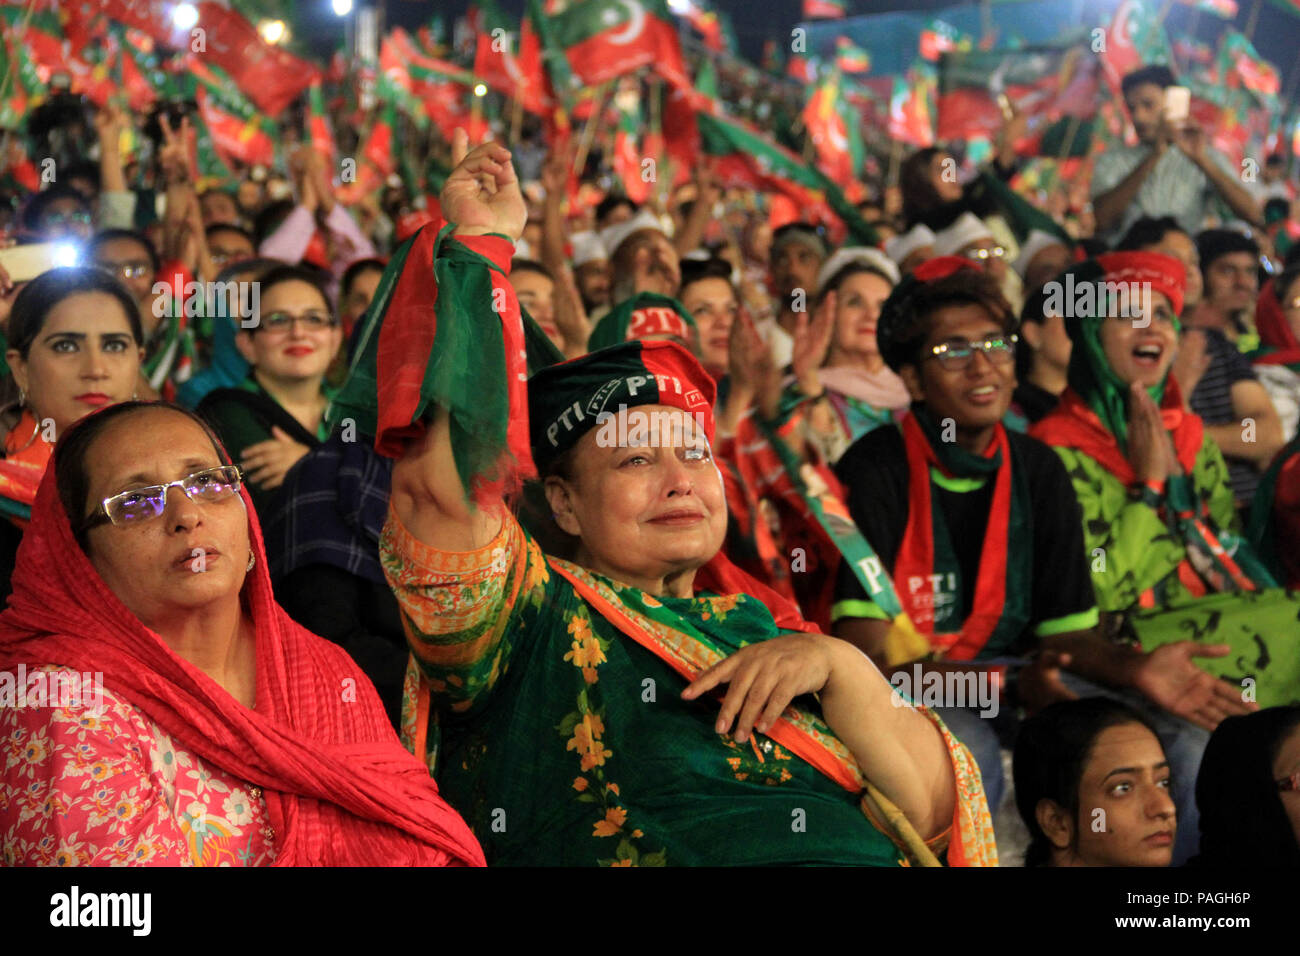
[390,130,527,551]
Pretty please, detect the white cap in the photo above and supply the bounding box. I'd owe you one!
[815,246,900,294]
[885,224,936,265]
[932,212,995,257]
[598,208,666,259]
[569,230,607,268]
[1012,229,1069,279]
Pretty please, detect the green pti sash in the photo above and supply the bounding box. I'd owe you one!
[749,409,932,665]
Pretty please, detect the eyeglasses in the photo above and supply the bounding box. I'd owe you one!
[96,260,152,280]
[256,310,339,333]
[43,210,92,227]
[925,334,1018,371]
[963,246,1007,262]
[85,465,243,530]
[1278,770,1300,793]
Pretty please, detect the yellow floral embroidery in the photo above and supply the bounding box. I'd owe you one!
[593,806,628,837]
[573,777,588,792]
[563,613,607,684]
[567,713,613,771]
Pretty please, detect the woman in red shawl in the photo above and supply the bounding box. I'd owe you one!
[0,401,483,866]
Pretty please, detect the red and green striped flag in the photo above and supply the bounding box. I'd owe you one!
[328,224,534,503]
[834,37,870,74]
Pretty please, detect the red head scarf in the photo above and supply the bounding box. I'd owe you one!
[1095,250,1186,317]
[0,425,485,866]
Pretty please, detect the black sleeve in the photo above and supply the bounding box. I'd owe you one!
[1017,433,1100,634]
[276,563,410,729]
[0,519,21,605]
[831,426,911,612]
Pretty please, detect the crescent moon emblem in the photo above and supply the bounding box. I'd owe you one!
[608,0,647,46]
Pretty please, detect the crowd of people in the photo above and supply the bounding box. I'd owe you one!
[0,55,1298,869]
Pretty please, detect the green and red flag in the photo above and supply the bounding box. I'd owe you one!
[937,46,1098,150]
[0,6,66,81]
[889,63,936,148]
[834,37,870,74]
[919,19,973,62]
[787,54,820,84]
[696,111,876,245]
[1099,0,1173,101]
[1217,31,1281,100]
[189,59,276,168]
[614,97,653,203]
[0,25,47,128]
[186,2,320,117]
[472,0,551,115]
[307,81,336,168]
[533,0,689,97]
[802,0,846,20]
[803,71,863,185]
[1263,0,1300,16]
[1174,0,1238,15]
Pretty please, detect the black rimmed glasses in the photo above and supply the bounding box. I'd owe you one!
[924,334,1018,371]
[257,310,339,334]
[84,465,244,530]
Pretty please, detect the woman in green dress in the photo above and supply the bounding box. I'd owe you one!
[198,264,343,517]
[334,132,997,867]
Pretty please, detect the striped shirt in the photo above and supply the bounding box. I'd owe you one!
[1091,144,1233,245]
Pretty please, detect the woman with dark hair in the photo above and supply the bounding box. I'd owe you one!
[330,132,997,866]
[198,264,343,516]
[1014,697,1175,867]
[0,401,482,865]
[829,257,1100,815]
[1194,706,1300,866]
[0,267,143,599]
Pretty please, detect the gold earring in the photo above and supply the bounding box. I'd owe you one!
[17,388,25,408]
[246,552,256,572]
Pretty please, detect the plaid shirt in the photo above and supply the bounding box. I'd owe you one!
[267,433,392,586]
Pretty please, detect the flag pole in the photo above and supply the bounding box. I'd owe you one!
[1244,0,1263,41]
[510,81,524,145]
[573,80,612,179]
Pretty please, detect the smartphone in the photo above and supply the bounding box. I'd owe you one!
[0,242,80,283]
[1164,86,1191,126]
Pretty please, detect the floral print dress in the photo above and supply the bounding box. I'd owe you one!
[1,667,275,866]
[382,505,993,867]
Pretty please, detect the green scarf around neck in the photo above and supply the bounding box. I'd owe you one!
[1060,260,1179,452]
